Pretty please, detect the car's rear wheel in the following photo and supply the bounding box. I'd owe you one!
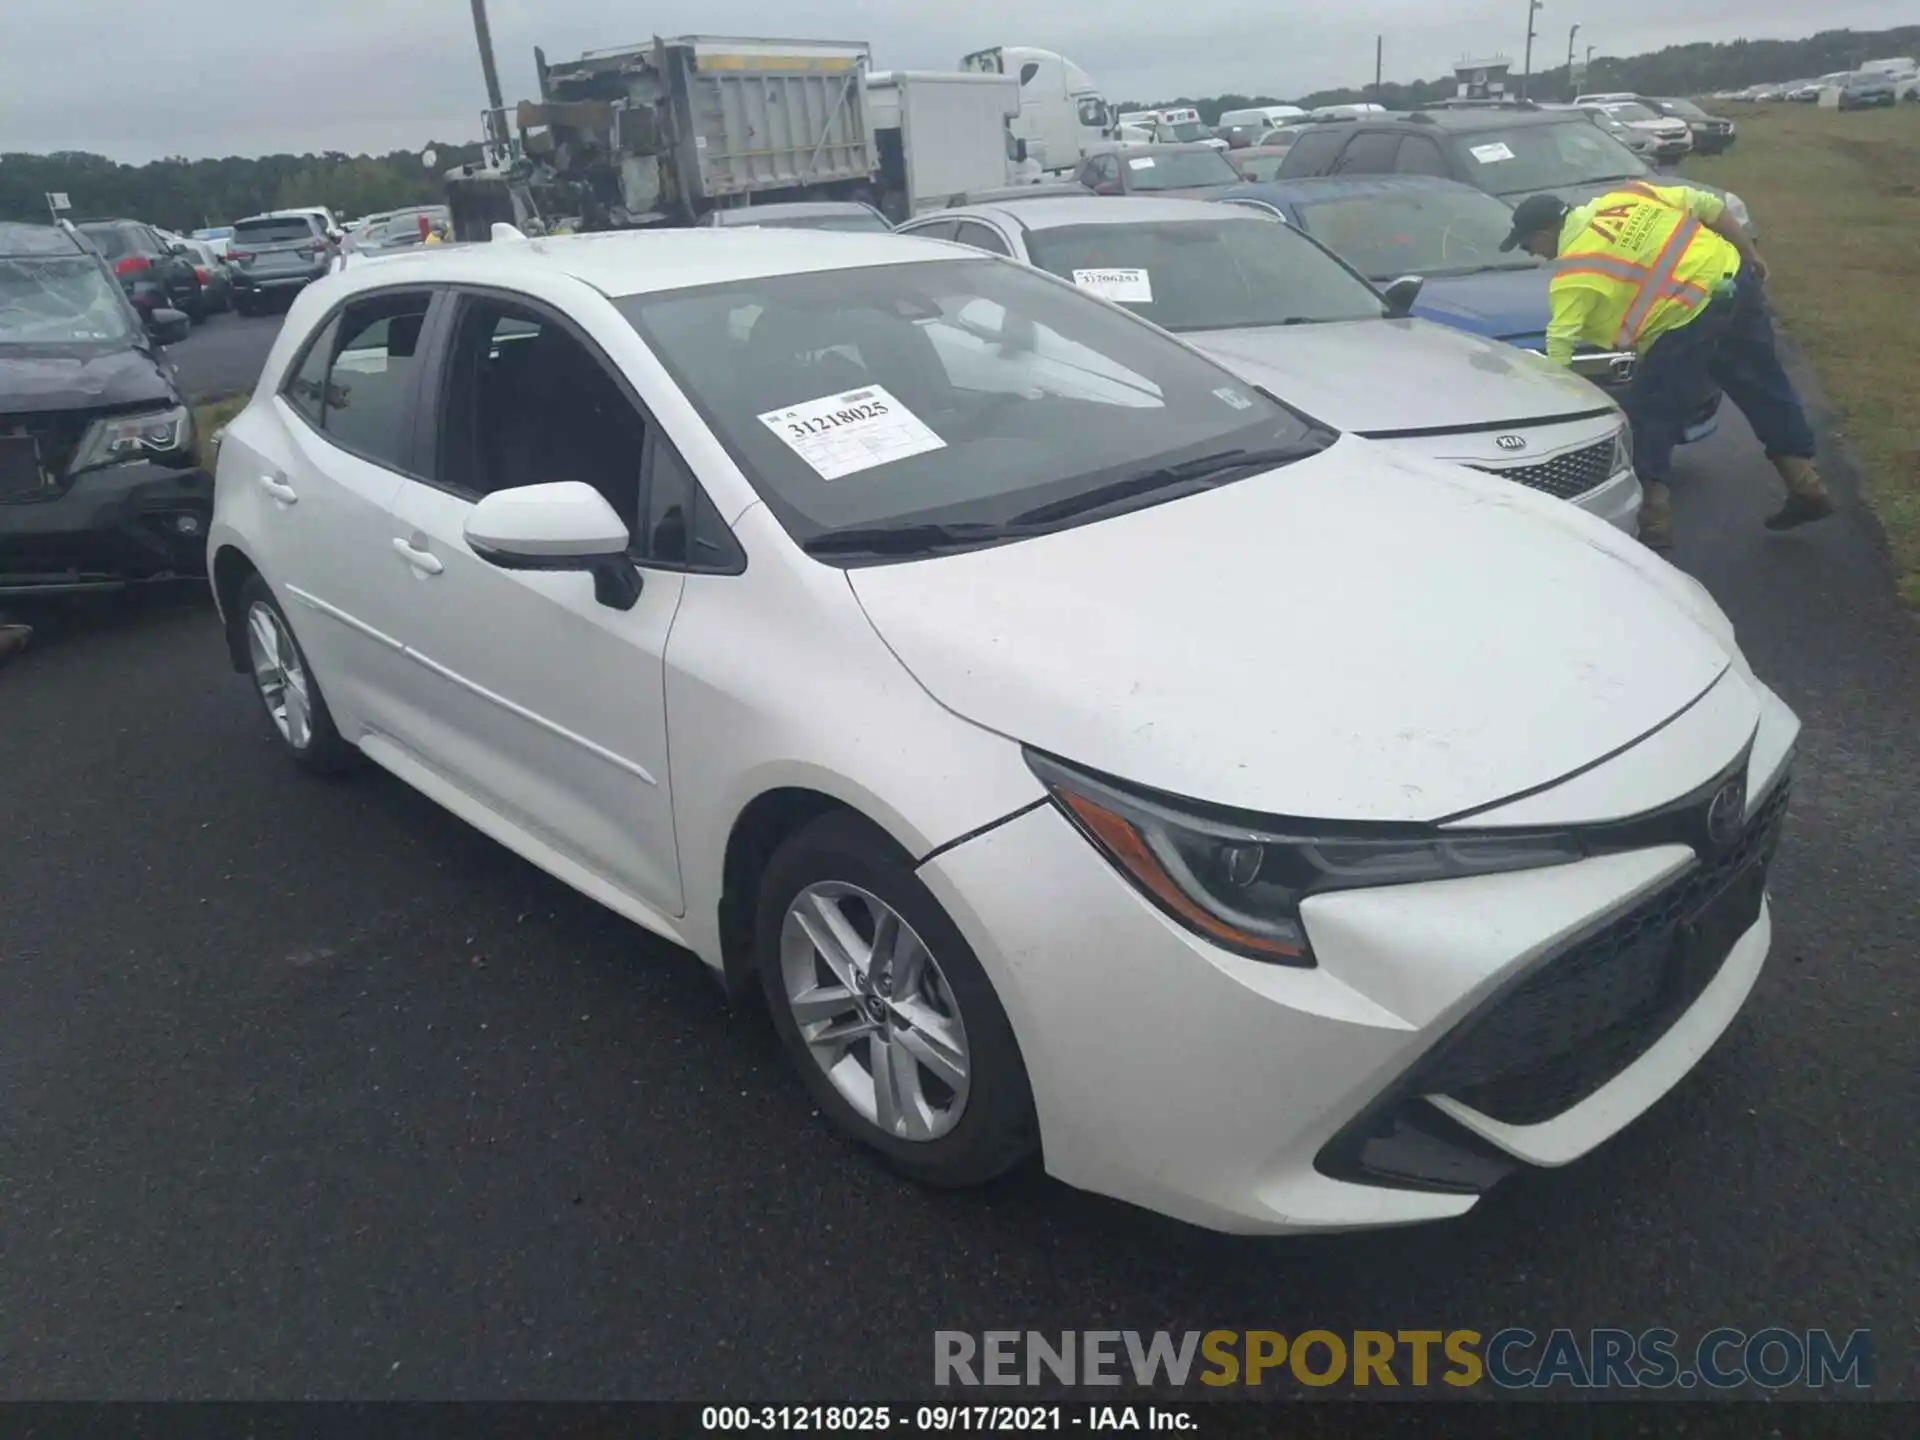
[756,811,1037,1187]
[237,574,357,773]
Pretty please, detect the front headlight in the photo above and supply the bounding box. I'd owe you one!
[1028,752,1582,966]
[71,404,195,474]
[1613,423,1634,474]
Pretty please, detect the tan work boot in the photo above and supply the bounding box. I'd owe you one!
[1766,455,1835,530]
[1638,480,1675,550]
[0,623,31,666]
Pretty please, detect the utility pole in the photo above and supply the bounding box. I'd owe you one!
[1566,23,1581,99]
[1375,36,1384,97]
[468,0,510,167]
[1520,0,1544,99]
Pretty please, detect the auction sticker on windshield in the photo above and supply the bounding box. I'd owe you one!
[1072,268,1154,303]
[757,386,947,481]
[1128,156,1157,170]
[1469,142,1516,163]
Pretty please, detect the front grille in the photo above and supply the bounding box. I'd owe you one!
[1410,776,1792,1126]
[1471,437,1617,500]
[0,412,90,501]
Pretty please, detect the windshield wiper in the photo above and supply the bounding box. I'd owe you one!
[1007,443,1326,528]
[802,521,1008,558]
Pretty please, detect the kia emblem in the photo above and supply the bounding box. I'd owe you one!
[1495,434,1528,452]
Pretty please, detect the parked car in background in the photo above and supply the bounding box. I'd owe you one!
[76,218,206,323]
[1227,145,1296,182]
[1072,142,1245,198]
[1214,175,1720,443]
[191,225,235,258]
[700,201,892,233]
[177,236,235,312]
[208,227,1795,1234]
[1218,104,1306,148]
[1836,71,1899,109]
[1646,98,1736,153]
[1588,101,1693,160]
[899,195,1642,530]
[1749,83,1788,102]
[227,211,334,315]
[1276,108,1756,233]
[342,207,455,258]
[1546,102,1660,160]
[1,221,206,598]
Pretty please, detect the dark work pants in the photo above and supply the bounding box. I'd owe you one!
[1624,272,1818,482]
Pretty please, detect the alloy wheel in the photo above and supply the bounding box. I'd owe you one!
[779,881,972,1141]
[245,600,313,750]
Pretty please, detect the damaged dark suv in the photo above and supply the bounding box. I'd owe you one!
[0,222,211,597]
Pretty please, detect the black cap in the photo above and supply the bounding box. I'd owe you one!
[1500,194,1570,251]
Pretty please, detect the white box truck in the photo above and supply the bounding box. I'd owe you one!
[866,71,1031,217]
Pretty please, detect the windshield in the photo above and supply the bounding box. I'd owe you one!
[1127,149,1242,190]
[1025,215,1385,332]
[1461,122,1648,195]
[0,257,137,345]
[1660,100,1709,119]
[1294,185,1540,278]
[233,217,318,245]
[1163,121,1211,142]
[1603,102,1660,122]
[618,258,1322,554]
[78,225,135,260]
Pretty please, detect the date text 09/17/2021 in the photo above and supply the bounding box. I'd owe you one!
[701,1405,1194,1432]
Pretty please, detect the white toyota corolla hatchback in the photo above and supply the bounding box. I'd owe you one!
[209,229,1797,1234]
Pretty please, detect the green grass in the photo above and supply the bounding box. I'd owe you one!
[1687,101,1920,604]
[193,392,250,472]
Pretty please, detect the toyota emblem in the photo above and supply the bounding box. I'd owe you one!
[1494,434,1528,452]
[1705,775,1747,851]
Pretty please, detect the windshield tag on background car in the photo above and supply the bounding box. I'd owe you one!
[1213,387,1254,411]
[1127,157,1157,170]
[1469,142,1516,163]
[1071,268,1154,303]
[757,386,947,481]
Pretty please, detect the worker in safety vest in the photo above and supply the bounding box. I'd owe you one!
[1500,184,1833,549]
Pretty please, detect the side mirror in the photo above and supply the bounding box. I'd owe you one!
[464,481,642,610]
[1382,274,1424,318]
[147,307,192,345]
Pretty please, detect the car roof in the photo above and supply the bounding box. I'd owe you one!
[0,221,90,257]
[1085,141,1225,157]
[1220,174,1490,206]
[711,201,880,224]
[925,195,1272,234]
[322,227,962,298]
[1302,107,1582,134]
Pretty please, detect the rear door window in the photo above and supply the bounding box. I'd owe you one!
[1395,135,1453,176]
[1334,131,1405,174]
[307,293,433,471]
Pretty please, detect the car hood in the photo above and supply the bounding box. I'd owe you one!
[1187,317,1605,432]
[0,343,176,416]
[848,436,1731,822]
[1404,268,1549,341]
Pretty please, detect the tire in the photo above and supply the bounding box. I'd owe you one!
[234,296,256,318]
[235,574,359,773]
[756,811,1038,1187]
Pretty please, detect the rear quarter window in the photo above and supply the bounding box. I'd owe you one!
[1279,130,1349,176]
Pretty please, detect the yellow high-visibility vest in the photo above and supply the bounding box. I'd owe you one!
[1552,181,1742,352]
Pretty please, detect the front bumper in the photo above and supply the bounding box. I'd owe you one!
[0,459,212,594]
[919,676,1799,1233]
[1378,413,1641,533]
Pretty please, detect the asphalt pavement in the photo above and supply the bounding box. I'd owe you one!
[1,338,1915,1400]
[165,308,285,402]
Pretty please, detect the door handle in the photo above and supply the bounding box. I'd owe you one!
[392,537,444,576]
[259,472,298,505]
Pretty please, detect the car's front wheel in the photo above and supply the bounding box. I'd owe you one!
[756,811,1037,1187]
[236,574,358,773]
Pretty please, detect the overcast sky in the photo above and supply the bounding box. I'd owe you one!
[0,1,1904,162]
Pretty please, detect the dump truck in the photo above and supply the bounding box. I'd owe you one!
[462,34,880,234]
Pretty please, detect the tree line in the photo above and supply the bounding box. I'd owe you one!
[4,23,1916,231]
[1117,23,1920,122]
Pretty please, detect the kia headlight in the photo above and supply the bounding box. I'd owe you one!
[1028,752,1582,966]
[71,404,195,473]
[1613,423,1634,475]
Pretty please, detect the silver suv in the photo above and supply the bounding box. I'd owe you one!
[897,196,1642,532]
